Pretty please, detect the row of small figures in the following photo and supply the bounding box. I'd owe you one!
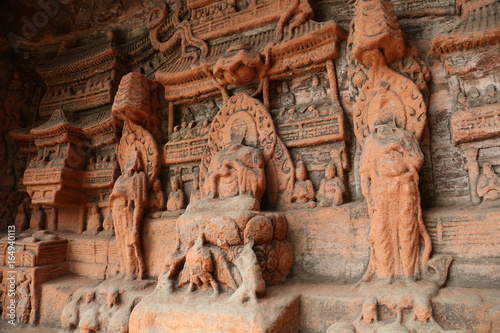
[291,160,346,209]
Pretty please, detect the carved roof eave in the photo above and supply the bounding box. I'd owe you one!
[156,21,346,103]
[14,109,121,147]
[36,47,128,79]
[430,27,500,58]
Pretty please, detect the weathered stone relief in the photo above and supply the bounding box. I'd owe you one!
[0,0,498,331]
[325,0,461,332]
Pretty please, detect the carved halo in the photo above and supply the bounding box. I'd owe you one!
[200,94,277,180]
[353,67,426,146]
[117,121,161,187]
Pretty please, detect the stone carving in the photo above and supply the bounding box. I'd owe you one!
[166,176,185,211]
[276,0,315,40]
[189,175,203,203]
[164,120,211,165]
[206,99,220,121]
[14,197,30,232]
[318,162,345,207]
[0,231,68,325]
[152,94,293,303]
[430,0,500,207]
[110,72,162,280]
[30,205,46,230]
[476,163,500,204]
[309,74,327,102]
[351,0,425,282]
[16,272,32,324]
[291,160,316,208]
[84,204,103,235]
[279,82,296,107]
[201,94,295,206]
[358,90,430,283]
[61,281,144,333]
[110,146,148,280]
[325,1,458,332]
[181,108,195,125]
[148,1,209,63]
[102,213,115,235]
[1,0,500,331]
[149,178,166,213]
[179,233,221,295]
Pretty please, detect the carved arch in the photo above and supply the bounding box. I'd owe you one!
[200,94,294,205]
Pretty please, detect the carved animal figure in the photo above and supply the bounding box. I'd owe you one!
[228,238,265,304]
[179,234,219,295]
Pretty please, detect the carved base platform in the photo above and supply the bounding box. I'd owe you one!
[129,285,300,332]
[6,279,498,332]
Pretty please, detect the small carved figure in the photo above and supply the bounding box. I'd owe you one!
[16,273,32,324]
[85,204,103,235]
[109,147,148,280]
[106,289,119,308]
[149,178,166,211]
[96,155,104,170]
[14,198,30,232]
[182,108,195,124]
[207,99,219,120]
[190,175,203,203]
[280,81,296,107]
[291,161,316,207]
[477,163,500,202]
[30,204,46,229]
[87,157,96,171]
[171,125,181,142]
[167,176,185,211]
[318,163,345,207]
[309,74,327,102]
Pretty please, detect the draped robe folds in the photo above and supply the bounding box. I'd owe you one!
[204,143,266,203]
[110,169,148,279]
[360,126,430,280]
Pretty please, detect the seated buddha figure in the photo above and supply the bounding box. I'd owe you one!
[477,163,500,202]
[152,95,293,308]
[188,118,266,213]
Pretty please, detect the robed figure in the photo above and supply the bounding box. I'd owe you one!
[109,147,148,279]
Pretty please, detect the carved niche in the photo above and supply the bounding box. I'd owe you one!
[161,94,294,291]
[151,0,349,214]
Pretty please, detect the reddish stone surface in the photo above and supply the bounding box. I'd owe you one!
[0,0,498,331]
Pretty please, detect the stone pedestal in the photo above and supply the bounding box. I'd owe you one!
[129,286,300,332]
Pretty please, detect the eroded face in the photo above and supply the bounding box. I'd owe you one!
[325,165,336,179]
[296,166,307,181]
[373,121,397,139]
